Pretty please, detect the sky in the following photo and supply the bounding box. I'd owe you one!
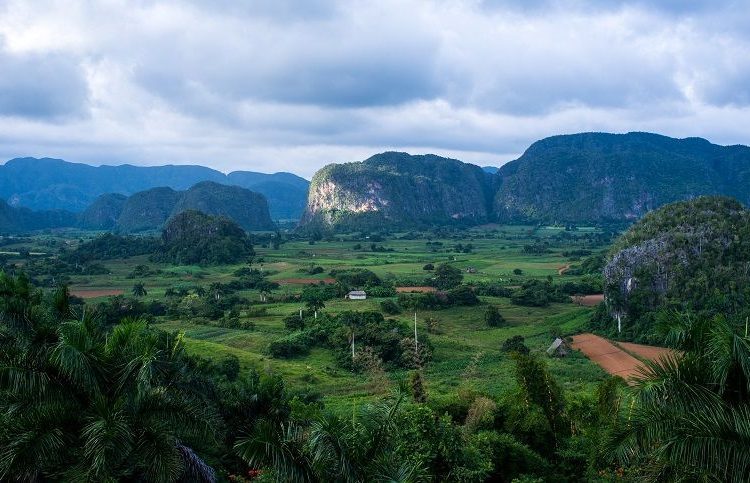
[0,0,749,178]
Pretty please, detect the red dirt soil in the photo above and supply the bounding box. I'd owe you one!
[571,294,604,306]
[396,286,438,293]
[276,277,335,285]
[617,341,677,362]
[70,289,124,299]
[570,333,645,379]
[571,333,677,381]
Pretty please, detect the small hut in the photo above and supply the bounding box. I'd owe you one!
[546,337,570,357]
[346,290,367,300]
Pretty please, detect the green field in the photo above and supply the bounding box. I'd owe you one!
[0,226,609,409]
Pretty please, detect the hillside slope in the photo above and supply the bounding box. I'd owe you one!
[301,152,495,230]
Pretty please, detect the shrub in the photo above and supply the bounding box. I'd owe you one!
[484,305,506,327]
[423,263,435,271]
[269,332,313,358]
[502,335,530,355]
[380,299,402,315]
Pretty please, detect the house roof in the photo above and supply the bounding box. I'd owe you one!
[348,290,366,296]
[546,337,567,355]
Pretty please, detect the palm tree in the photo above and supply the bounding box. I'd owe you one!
[234,389,426,482]
[132,282,147,297]
[607,311,750,482]
[0,273,218,482]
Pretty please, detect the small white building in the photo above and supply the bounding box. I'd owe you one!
[346,290,367,300]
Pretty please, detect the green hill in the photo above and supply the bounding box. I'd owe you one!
[153,210,255,265]
[78,193,128,230]
[494,132,750,223]
[301,152,495,230]
[599,196,750,341]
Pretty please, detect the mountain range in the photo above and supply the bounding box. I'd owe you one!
[303,132,750,230]
[1,181,275,234]
[0,157,309,220]
[4,132,750,233]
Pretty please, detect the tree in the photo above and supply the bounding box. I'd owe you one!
[132,282,147,297]
[302,291,326,319]
[410,371,427,403]
[607,311,750,481]
[0,273,218,481]
[432,263,463,290]
[257,280,277,303]
[484,305,506,327]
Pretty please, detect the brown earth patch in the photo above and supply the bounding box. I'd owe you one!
[558,264,570,275]
[70,289,124,299]
[617,341,677,363]
[396,286,438,293]
[571,333,673,380]
[277,277,335,285]
[571,294,604,306]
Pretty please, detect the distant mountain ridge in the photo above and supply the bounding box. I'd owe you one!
[84,181,275,232]
[301,132,750,230]
[0,157,309,220]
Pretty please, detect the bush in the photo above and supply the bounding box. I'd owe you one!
[431,263,463,290]
[269,332,313,358]
[513,268,524,275]
[447,285,479,306]
[380,299,402,315]
[502,335,530,355]
[423,263,434,271]
[484,305,506,327]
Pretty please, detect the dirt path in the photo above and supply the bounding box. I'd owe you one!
[70,289,124,299]
[558,264,570,275]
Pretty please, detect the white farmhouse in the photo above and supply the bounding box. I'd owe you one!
[346,290,367,300]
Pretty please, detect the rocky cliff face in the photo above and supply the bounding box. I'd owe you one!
[301,152,495,230]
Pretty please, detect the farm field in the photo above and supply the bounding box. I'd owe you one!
[570,333,675,380]
[1,225,613,408]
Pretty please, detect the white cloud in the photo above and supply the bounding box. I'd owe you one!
[0,0,749,177]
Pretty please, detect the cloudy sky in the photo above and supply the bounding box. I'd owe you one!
[0,0,749,177]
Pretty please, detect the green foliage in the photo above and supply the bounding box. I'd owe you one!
[269,331,313,358]
[501,335,530,355]
[65,233,158,262]
[379,299,402,315]
[511,279,568,307]
[607,311,750,481]
[484,305,506,327]
[432,263,463,290]
[0,273,218,481]
[152,210,255,265]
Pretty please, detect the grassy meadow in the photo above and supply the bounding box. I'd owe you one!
[1,226,609,409]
